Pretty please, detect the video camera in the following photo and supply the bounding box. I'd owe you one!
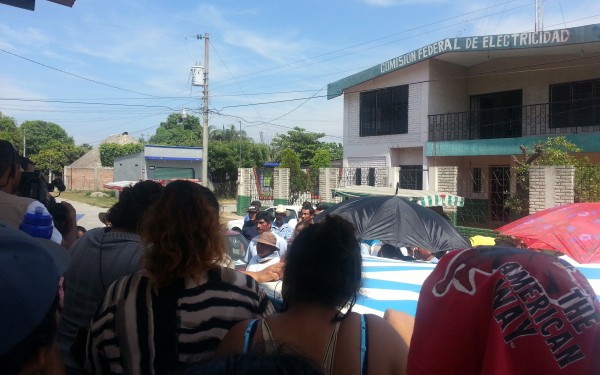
[18,170,69,233]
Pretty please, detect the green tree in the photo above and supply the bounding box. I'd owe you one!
[29,147,68,174]
[28,139,88,174]
[310,149,332,169]
[309,149,332,192]
[324,141,343,160]
[506,136,600,216]
[79,143,93,152]
[0,112,22,150]
[280,149,310,204]
[272,127,332,166]
[210,124,250,142]
[208,136,269,197]
[99,143,144,167]
[20,120,73,156]
[148,113,202,146]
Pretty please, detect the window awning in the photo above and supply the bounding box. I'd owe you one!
[332,185,465,207]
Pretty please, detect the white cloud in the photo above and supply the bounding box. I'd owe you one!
[0,24,54,52]
[222,30,305,64]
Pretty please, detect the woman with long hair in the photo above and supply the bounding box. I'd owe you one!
[87,180,274,374]
[218,215,408,375]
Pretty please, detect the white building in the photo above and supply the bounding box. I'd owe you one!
[328,23,600,223]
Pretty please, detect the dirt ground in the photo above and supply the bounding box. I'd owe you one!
[219,203,243,226]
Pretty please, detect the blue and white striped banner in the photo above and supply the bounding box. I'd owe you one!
[354,255,600,317]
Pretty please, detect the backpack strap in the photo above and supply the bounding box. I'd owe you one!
[243,319,260,353]
[360,314,368,375]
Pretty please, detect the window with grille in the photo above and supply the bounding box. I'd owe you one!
[399,165,423,190]
[550,78,600,128]
[360,85,408,137]
[368,168,375,186]
[473,168,483,193]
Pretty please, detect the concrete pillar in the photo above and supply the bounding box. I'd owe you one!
[429,166,459,224]
[273,168,290,205]
[319,168,341,203]
[529,166,574,213]
[429,166,458,195]
[388,167,400,188]
[236,168,255,215]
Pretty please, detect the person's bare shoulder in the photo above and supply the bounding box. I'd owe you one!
[216,318,255,358]
[383,308,415,346]
[365,314,409,375]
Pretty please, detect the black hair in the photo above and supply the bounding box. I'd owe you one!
[301,201,313,209]
[19,156,34,170]
[0,140,19,184]
[183,347,324,375]
[0,297,59,375]
[378,243,415,262]
[283,215,362,321]
[255,211,274,223]
[77,225,87,233]
[378,244,403,259]
[301,206,315,215]
[315,203,328,211]
[107,180,163,232]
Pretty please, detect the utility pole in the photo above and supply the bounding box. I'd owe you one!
[196,33,210,187]
[239,120,242,168]
[535,0,544,32]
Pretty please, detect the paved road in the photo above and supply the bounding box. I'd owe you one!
[62,200,242,231]
[60,199,107,231]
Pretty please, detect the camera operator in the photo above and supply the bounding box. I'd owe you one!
[0,140,77,249]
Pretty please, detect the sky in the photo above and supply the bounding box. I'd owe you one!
[1,0,599,147]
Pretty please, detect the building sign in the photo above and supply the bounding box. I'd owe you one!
[380,29,571,74]
[328,23,600,99]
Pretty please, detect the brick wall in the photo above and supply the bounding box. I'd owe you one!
[236,168,255,214]
[319,168,341,203]
[436,166,458,195]
[429,166,459,221]
[529,166,574,213]
[375,167,388,187]
[273,168,290,201]
[64,167,114,191]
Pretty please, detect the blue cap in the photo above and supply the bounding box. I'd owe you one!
[0,223,70,354]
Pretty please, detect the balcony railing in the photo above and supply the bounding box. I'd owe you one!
[429,101,600,142]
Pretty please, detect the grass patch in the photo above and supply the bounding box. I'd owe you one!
[58,191,118,208]
[58,190,237,210]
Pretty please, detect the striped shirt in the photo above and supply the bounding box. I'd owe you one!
[86,267,274,374]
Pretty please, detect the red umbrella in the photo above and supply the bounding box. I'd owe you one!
[496,203,600,264]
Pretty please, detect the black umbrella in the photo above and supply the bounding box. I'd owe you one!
[314,195,469,253]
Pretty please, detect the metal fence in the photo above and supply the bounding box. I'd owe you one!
[429,102,600,142]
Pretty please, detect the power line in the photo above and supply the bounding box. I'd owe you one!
[0,48,164,98]
[211,0,528,90]
[210,1,542,93]
[0,97,180,110]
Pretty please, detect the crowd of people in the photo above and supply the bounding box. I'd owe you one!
[1,138,599,374]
